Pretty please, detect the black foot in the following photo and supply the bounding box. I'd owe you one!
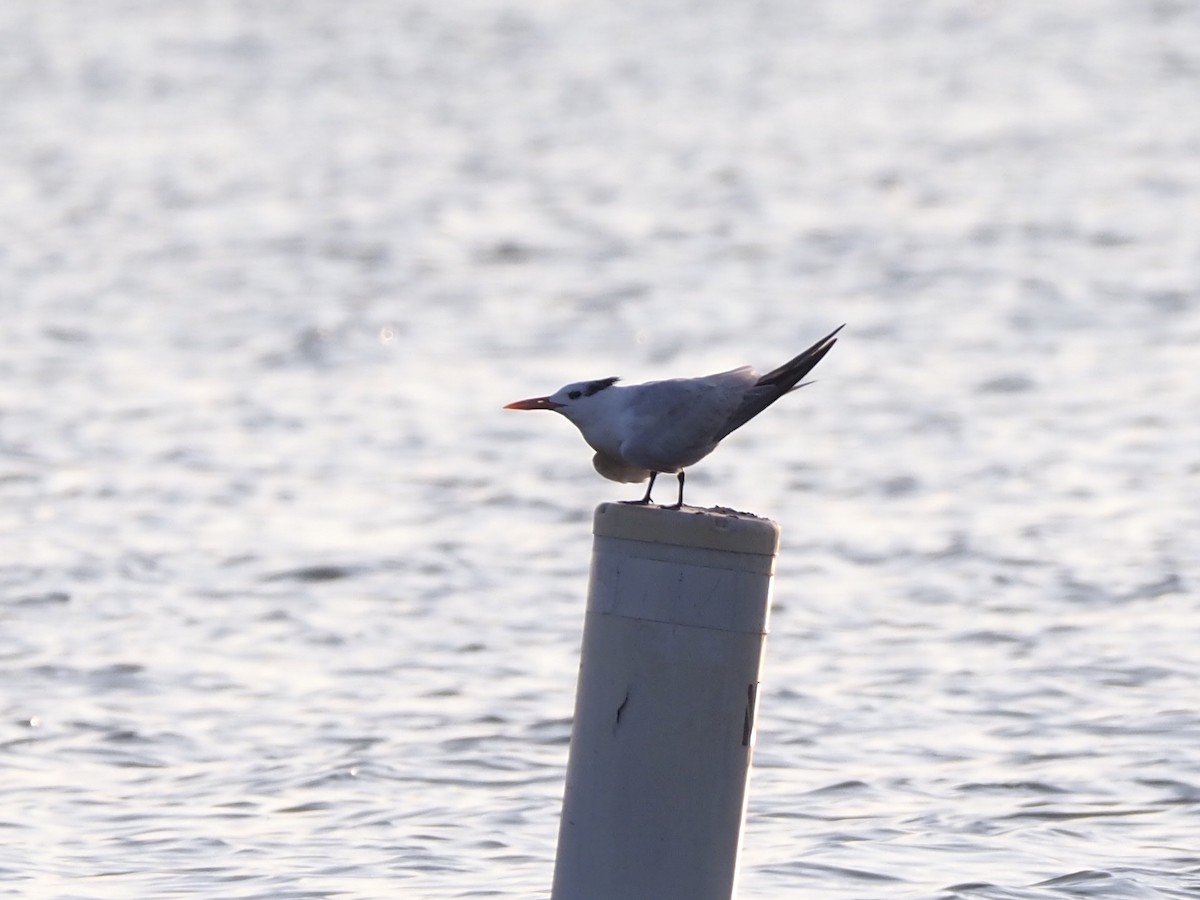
[622,472,658,505]
[669,471,686,509]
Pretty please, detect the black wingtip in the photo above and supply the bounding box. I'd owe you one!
[756,324,845,388]
[818,323,846,349]
[711,325,845,443]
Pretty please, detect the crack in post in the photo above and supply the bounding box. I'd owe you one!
[742,683,758,746]
[613,690,631,734]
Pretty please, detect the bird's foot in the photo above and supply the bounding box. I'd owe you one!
[623,473,658,506]
[667,472,686,510]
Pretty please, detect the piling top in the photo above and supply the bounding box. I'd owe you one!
[593,502,780,557]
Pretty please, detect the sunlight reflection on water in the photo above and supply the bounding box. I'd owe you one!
[2,0,1199,897]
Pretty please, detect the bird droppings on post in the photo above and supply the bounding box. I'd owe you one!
[706,505,765,520]
[590,502,782,559]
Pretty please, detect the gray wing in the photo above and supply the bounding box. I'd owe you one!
[618,369,758,471]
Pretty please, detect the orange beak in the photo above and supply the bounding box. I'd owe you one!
[504,396,563,410]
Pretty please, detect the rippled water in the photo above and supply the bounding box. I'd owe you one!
[2,1,1199,897]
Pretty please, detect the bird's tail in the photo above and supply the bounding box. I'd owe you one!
[713,324,843,441]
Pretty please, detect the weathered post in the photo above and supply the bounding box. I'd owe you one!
[551,502,780,900]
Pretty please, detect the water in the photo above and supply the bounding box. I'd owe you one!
[2,0,1198,897]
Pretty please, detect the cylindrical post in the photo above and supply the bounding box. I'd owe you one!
[552,502,780,900]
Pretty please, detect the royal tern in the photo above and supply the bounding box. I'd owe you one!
[504,325,843,508]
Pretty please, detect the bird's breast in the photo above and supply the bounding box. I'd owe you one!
[592,452,651,484]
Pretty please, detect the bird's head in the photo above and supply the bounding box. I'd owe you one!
[504,377,620,420]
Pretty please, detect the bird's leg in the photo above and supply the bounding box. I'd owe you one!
[664,471,685,510]
[623,472,657,505]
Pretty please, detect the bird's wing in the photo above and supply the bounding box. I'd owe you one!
[712,325,843,442]
[618,369,758,471]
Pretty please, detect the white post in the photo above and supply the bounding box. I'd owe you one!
[551,502,780,900]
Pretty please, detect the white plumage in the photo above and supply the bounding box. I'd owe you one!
[505,325,843,508]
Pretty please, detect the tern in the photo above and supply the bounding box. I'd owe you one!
[504,324,843,508]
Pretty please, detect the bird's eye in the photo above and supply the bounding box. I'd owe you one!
[567,390,582,400]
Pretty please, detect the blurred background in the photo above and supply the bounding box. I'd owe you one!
[1,1,1197,897]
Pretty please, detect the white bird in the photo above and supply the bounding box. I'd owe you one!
[504,325,843,508]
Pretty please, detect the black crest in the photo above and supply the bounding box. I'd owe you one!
[584,377,620,397]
